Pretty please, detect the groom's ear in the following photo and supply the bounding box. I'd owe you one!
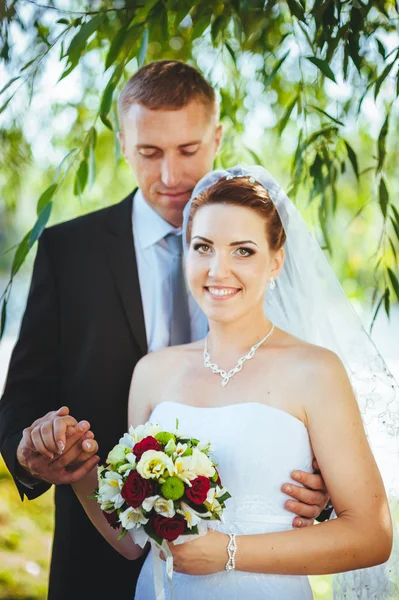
[118,131,126,157]
[215,124,223,151]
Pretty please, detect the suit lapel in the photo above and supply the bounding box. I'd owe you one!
[103,190,147,356]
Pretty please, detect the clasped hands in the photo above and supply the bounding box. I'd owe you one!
[16,408,328,534]
[16,406,100,485]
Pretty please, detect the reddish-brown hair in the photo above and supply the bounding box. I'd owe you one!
[186,177,286,251]
[118,60,218,127]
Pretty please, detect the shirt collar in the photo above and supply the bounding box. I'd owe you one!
[133,189,181,249]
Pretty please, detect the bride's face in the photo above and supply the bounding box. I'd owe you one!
[186,203,284,323]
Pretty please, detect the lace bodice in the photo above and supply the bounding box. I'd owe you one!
[134,401,314,600]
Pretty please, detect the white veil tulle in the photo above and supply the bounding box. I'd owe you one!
[183,165,399,599]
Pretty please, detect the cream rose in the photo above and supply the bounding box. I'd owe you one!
[136,450,173,480]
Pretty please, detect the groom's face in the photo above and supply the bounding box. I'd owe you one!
[119,100,222,227]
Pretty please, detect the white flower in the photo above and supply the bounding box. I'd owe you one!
[205,487,222,515]
[197,440,212,454]
[97,471,124,509]
[129,422,162,444]
[136,450,173,480]
[191,448,215,478]
[119,506,148,530]
[106,444,126,465]
[172,455,198,485]
[142,495,160,512]
[154,497,175,518]
[177,502,210,528]
[119,432,135,450]
[164,438,176,455]
[174,442,188,457]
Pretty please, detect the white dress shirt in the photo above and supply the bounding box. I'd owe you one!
[132,189,207,353]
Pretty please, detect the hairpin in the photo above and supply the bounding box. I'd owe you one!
[225,174,256,183]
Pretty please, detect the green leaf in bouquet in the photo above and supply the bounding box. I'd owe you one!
[144,522,163,546]
[181,446,192,457]
[117,529,128,540]
[155,432,176,445]
[181,525,199,535]
[217,491,232,504]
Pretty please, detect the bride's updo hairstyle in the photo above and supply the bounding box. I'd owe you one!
[186,176,286,251]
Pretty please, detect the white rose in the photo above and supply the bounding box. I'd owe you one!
[106,444,126,465]
[136,450,173,480]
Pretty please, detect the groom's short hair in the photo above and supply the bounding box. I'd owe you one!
[118,60,218,128]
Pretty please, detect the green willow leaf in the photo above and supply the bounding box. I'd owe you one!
[384,287,390,318]
[224,41,237,66]
[36,183,57,216]
[286,0,306,22]
[306,56,336,83]
[377,113,389,172]
[310,105,344,127]
[0,93,15,114]
[66,14,103,65]
[11,232,30,277]
[390,217,399,244]
[138,27,149,68]
[344,141,359,180]
[0,76,20,96]
[278,94,298,134]
[387,268,399,300]
[370,292,384,333]
[74,160,88,196]
[0,296,8,340]
[105,24,129,71]
[29,202,53,249]
[54,148,78,182]
[379,177,389,218]
[264,51,290,88]
[100,63,124,126]
[374,57,397,101]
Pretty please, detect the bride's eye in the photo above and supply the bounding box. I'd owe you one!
[235,247,254,257]
[193,243,211,253]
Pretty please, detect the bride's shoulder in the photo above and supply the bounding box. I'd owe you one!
[275,328,345,378]
[134,341,202,377]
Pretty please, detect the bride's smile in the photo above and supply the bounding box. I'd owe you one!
[186,202,284,325]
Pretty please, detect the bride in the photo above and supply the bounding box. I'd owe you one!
[63,167,397,597]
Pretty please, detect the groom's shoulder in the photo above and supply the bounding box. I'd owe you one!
[43,191,135,245]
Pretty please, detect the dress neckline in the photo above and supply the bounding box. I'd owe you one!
[150,401,307,432]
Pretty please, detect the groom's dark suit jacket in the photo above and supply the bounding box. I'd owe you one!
[0,191,147,599]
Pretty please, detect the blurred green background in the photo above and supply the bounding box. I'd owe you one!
[1,1,399,598]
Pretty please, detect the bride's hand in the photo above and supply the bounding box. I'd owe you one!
[162,530,229,575]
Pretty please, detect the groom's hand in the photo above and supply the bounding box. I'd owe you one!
[16,407,100,485]
[281,459,330,528]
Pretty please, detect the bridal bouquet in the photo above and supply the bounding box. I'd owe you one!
[94,421,231,546]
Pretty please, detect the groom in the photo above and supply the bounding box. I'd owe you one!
[0,61,329,600]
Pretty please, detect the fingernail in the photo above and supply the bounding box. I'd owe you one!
[297,520,302,527]
[57,441,65,453]
[285,485,292,493]
[292,471,300,481]
[78,421,89,431]
[83,441,91,451]
[48,453,54,459]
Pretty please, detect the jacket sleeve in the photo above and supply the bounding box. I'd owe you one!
[0,230,60,500]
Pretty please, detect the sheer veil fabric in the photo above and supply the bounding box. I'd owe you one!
[183,165,399,599]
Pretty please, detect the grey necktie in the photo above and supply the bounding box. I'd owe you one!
[166,233,191,346]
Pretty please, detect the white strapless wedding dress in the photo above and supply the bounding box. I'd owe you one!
[134,401,314,600]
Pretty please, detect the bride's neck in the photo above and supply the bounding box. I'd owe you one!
[206,310,273,360]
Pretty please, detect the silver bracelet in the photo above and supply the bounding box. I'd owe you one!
[225,532,237,571]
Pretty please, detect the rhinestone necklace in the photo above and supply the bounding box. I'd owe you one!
[203,323,275,387]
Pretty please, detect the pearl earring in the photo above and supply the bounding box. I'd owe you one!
[269,276,276,290]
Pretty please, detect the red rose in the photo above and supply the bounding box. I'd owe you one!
[133,436,162,461]
[185,475,210,505]
[121,470,156,508]
[152,514,186,541]
[102,510,119,529]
